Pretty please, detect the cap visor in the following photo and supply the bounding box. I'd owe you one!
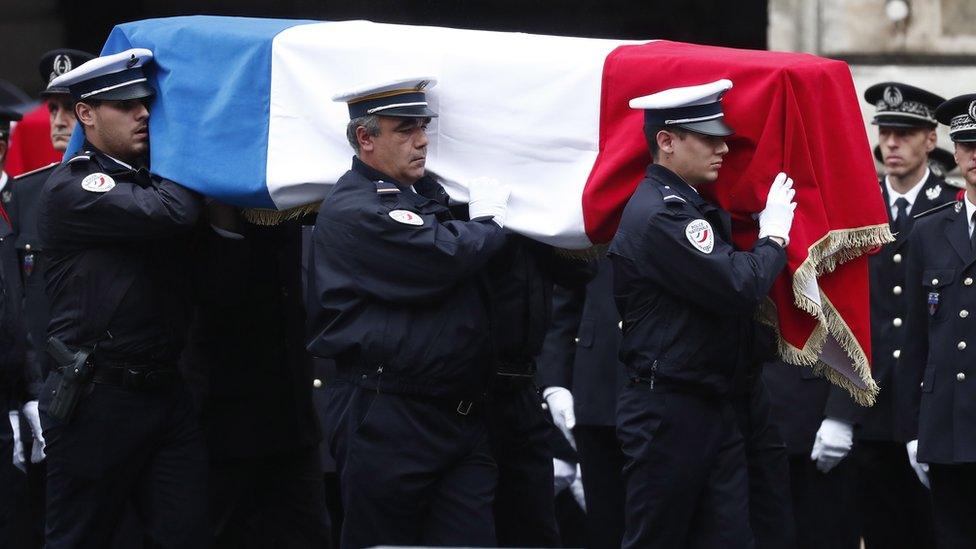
[677,118,734,137]
[87,81,156,102]
[952,130,976,143]
[39,86,71,98]
[872,115,935,128]
[374,105,438,118]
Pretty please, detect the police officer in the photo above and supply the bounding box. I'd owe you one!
[536,258,628,549]
[609,79,796,548]
[481,230,594,547]
[851,82,949,549]
[307,77,510,548]
[898,92,976,548]
[36,49,208,548]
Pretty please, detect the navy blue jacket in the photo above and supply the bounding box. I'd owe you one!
[306,157,506,400]
[898,199,976,464]
[608,164,786,396]
[38,143,202,363]
[0,183,25,412]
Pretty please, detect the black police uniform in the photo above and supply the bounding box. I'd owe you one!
[481,233,593,548]
[899,198,976,548]
[37,143,208,549]
[180,220,331,549]
[536,257,628,549]
[7,163,59,403]
[307,157,506,549]
[608,163,787,549]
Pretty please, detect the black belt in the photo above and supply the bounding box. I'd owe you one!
[90,363,180,390]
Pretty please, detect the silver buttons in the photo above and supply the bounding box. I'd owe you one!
[893,349,901,359]
[959,341,968,350]
[966,277,974,286]
[932,278,940,285]
[313,378,322,388]
[962,310,970,318]
[893,253,902,263]
[958,372,967,382]
[574,337,580,344]
[24,244,31,251]
[893,318,903,327]
[618,321,623,330]
[893,286,903,295]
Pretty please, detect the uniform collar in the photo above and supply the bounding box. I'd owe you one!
[885,167,929,209]
[351,156,445,203]
[647,163,708,208]
[0,171,7,194]
[83,141,141,173]
[966,193,976,233]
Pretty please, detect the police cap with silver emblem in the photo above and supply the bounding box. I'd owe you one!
[864,82,943,128]
[935,93,976,143]
[49,48,155,102]
[38,49,95,97]
[333,77,438,119]
[630,79,735,137]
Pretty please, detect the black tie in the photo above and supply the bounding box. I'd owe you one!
[893,197,910,236]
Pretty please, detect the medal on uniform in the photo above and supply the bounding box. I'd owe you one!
[22,252,34,277]
[928,292,939,316]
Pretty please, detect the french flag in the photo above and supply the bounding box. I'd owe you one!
[83,16,891,404]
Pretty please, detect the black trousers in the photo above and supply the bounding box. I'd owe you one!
[929,463,976,549]
[575,425,626,549]
[0,420,30,549]
[786,455,859,549]
[855,439,935,549]
[486,381,560,548]
[617,386,753,549]
[323,383,497,549]
[209,445,331,549]
[40,377,210,549]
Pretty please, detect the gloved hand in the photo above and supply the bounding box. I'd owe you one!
[22,401,45,464]
[467,177,511,228]
[906,439,930,489]
[553,458,577,494]
[758,172,797,246]
[570,463,586,511]
[810,417,853,473]
[8,410,25,473]
[543,386,576,448]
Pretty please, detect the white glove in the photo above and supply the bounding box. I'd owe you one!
[8,410,25,473]
[906,439,930,489]
[570,464,586,511]
[543,386,576,448]
[467,177,511,228]
[758,172,797,246]
[810,417,853,473]
[22,401,45,464]
[553,458,577,494]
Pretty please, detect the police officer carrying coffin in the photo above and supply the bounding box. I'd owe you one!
[307,77,510,548]
[608,79,796,548]
[36,49,209,548]
[848,82,950,549]
[898,92,976,548]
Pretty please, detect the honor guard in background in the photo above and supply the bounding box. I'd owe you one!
[853,82,948,549]
[479,225,595,547]
[609,79,795,548]
[307,77,510,549]
[898,92,976,548]
[36,49,209,548]
[536,257,628,549]
[0,103,31,549]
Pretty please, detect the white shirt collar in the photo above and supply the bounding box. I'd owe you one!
[0,172,7,194]
[885,168,930,211]
[966,194,976,236]
[104,154,134,171]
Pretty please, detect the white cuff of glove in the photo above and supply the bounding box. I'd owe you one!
[467,177,511,228]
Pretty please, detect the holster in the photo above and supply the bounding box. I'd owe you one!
[45,337,94,423]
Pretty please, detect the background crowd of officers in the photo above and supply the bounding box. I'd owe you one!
[0,41,972,549]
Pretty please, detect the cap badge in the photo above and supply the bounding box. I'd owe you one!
[1,190,11,204]
[126,54,139,69]
[52,54,73,77]
[685,219,714,254]
[925,185,943,201]
[81,173,116,193]
[883,86,903,108]
[388,209,423,226]
[968,100,976,122]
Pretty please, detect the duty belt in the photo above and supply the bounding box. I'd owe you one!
[86,359,180,391]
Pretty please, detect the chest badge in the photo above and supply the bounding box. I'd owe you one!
[928,292,940,316]
[685,219,714,254]
[925,184,942,201]
[388,209,424,226]
[81,173,116,193]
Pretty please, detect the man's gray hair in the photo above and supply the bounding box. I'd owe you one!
[346,114,381,154]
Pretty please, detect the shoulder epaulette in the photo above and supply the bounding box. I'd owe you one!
[13,162,58,180]
[374,180,401,194]
[913,200,959,220]
[66,151,93,164]
[657,185,688,206]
